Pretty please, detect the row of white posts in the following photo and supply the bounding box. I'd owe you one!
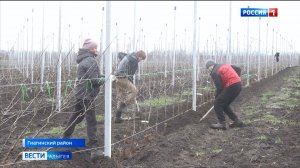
[4,4,296,88]
[103,2,299,157]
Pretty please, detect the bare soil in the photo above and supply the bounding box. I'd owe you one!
[1,66,299,168]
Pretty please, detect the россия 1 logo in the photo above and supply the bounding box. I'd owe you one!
[241,8,278,17]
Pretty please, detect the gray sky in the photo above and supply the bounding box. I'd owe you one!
[0,1,299,53]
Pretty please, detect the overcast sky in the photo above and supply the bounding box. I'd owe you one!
[0,1,299,53]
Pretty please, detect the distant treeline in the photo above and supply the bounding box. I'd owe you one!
[0,50,8,57]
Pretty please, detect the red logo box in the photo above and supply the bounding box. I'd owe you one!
[269,8,278,17]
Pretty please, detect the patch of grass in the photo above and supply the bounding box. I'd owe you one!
[286,121,297,126]
[174,90,192,97]
[275,98,299,108]
[261,90,275,103]
[256,135,267,141]
[295,78,300,86]
[138,96,179,108]
[45,126,64,135]
[195,147,222,157]
[288,90,300,98]
[211,148,223,154]
[181,90,192,96]
[265,87,299,108]
[243,119,252,125]
[275,136,283,144]
[287,76,300,87]
[78,122,85,129]
[242,105,261,116]
[96,115,104,122]
[199,86,214,91]
[45,98,55,103]
[233,127,241,131]
[204,147,223,154]
[195,151,205,157]
[261,113,288,125]
[283,76,289,82]
[24,130,32,135]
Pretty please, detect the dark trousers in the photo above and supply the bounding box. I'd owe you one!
[214,82,242,123]
[63,99,98,145]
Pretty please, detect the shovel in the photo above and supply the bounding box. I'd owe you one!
[199,106,214,122]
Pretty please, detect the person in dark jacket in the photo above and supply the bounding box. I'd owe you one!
[205,59,244,130]
[113,52,128,72]
[62,38,104,159]
[114,50,146,123]
[275,52,280,62]
[118,52,127,62]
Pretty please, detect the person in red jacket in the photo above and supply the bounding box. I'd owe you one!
[205,60,244,130]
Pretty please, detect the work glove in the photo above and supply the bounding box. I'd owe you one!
[98,75,105,86]
[111,75,117,82]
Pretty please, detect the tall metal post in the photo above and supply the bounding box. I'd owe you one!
[275,31,278,73]
[115,22,119,67]
[26,18,29,78]
[56,1,62,112]
[49,33,54,68]
[81,17,84,45]
[104,1,112,157]
[132,1,136,85]
[100,6,105,74]
[215,24,218,62]
[228,1,232,64]
[196,17,201,82]
[31,9,34,83]
[246,6,250,86]
[40,2,45,91]
[258,17,261,81]
[172,6,176,86]
[237,32,239,65]
[265,23,268,78]
[271,29,274,75]
[22,26,25,77]
[164,23,168,78]
[138,17,142,80]
[289,40,292,67]
[192,1,197,111]
[68,24,71,77]
[184,28,187,53]
[17,32,20,70]
[132,2,136,52]
[0,1,1,51]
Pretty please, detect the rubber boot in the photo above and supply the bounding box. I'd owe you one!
[89,141,103,161]
[115,103,127,123]
[120,102,128,113]
[210,121,227,130]
[62,132,71,139]
[229,119,244,128]
[114,109,123,123]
